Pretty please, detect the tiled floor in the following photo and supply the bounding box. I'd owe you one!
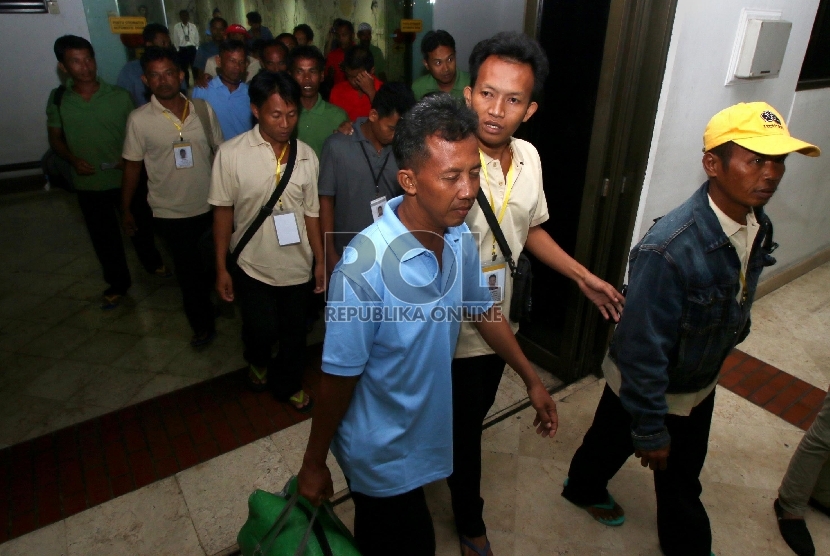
[2,186,830,554]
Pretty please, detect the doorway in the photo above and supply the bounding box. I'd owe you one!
[517,0,679,383]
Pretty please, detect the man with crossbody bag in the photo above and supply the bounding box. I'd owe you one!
[210,71,325,412]
[450,33,626,556]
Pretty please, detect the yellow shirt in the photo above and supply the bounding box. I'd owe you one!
[208,127,320,287]
[454,138,550,359]
[122,94,223,218]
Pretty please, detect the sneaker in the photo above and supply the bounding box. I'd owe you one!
[190,330,216,348]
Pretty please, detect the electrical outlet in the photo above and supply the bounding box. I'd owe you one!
[47,0,60,14]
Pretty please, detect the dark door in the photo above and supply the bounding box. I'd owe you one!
[517,0,679,382]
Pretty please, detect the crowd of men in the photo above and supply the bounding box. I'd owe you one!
[47,11,824,556]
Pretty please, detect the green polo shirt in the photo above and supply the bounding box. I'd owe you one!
[368,44,386,75]
[297,94,349,158]
[46,79,134,192]
[411,70,470,101]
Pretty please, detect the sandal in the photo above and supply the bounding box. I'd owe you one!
[563,478,625,526]
[101,294,123,310]
[244,365,268,393]
[288,390,315,414]
[154,265,173,278]
[190,330,216,348]
[460,535,491,556]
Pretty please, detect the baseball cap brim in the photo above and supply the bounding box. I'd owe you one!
[733,134,821,157]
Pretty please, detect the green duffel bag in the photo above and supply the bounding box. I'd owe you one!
[238,476,361,556]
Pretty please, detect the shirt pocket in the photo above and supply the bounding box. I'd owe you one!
[680,285,731,333]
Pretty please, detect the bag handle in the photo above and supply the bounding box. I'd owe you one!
[229,138,298,266]
[253,490,300,556]
[476,188,517,277]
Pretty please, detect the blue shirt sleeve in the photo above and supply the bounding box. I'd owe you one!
[321,269,377,377]
[191,86,207,100]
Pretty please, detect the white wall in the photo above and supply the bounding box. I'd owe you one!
[433,0,526,72]
[634,0,828,277]
[0,3,90,167]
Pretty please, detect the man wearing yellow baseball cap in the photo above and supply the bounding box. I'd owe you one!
[562,102,819,556]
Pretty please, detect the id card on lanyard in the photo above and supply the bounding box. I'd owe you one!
[479,150,515,261]
[269,143,301,246]
[360,142,391,222]
[162,98,193,170]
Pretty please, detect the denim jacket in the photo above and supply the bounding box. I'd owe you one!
[609,182,777,450]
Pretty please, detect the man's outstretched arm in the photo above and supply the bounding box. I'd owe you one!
[473,306,558,438]
[297,373,360,506]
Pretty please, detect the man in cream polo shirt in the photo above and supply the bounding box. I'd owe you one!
[121,47,224,348]
[209,71,324,412]
[452,32,625,556]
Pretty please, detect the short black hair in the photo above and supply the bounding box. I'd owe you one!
[293,24,314,42]
[289,45,325,72]
[53,35,94,63]
[708,141,736,169]
[210,17,227,29]
[420,30,455,59]
[276,32,298,47]
[334,19,354,34]
[372,83,416,119]
[469,32,549,97]
[219,39,248,57]
[393,95,478,171]
[249,70,301,110]
[246,11,262,24]
[179,9,188,16]
[140,46,179,72]
[142,23,169,45]
[261,39,289,60]
[342,45,374,72]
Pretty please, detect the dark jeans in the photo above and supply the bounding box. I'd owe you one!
[446,353,505,539]
[351,486,436,556]
[563,384,715,556]
[76,185,162,295]
[233,269,307,400]
[153,212,215,336]
[177,45,197,83]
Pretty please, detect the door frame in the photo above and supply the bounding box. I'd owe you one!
[519,0,679,383]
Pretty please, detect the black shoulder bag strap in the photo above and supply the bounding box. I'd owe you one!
[476,188,517,277]
[228,138,298,266]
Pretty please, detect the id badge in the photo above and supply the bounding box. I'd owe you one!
[173,141,194,169]
[272,211,301,246]
[482,263,506,303]
[370,196,387,223]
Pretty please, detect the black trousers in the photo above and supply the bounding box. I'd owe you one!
[563,384,715,556]
[446,353,505,538]
[177,45,197,83]
[351,486,436,556]
[76,185,162,295]
[153,212,215,336]
[233,269,307,400]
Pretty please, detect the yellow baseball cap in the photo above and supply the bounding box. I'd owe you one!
[703,102,820,157]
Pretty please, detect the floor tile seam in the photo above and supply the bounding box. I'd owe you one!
[172,473,210,556]
[769,382,814,420]
[724,349,752,372]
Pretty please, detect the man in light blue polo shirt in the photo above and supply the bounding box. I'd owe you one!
[298,95,559,556]
[192,39,253,140]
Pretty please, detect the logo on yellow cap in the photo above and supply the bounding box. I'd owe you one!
[760,111,782,128]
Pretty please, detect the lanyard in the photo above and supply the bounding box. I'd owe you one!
[182,23,190,42]
[479,150,515,260]
[161,99,189,140]
[274,142,289,211]
[359,142,391,196]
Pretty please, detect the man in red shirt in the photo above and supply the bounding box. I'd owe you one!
[329,45,381,121]
[324,19,354,86]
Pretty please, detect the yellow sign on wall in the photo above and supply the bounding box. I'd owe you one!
[109,16,147,34]
[400,19,423,33]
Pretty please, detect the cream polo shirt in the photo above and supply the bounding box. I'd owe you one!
[203,56,261,83]
[603,195,759,416]
[454,138,550,359]
[208,127,320,287]
[123,94,223,218]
